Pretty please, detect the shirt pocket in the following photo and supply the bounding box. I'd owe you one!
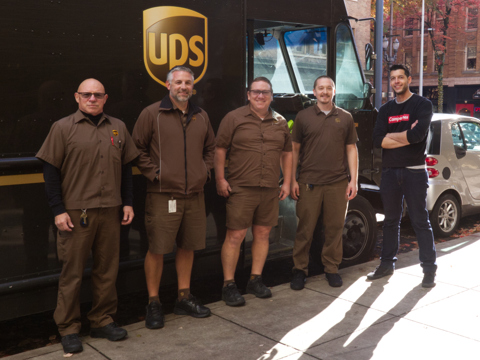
[69,141,96,166]
[263,126,286,152]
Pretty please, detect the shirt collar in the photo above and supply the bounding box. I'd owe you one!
[241,104,274,121]
[314,103,338,117]
[73,109,110,125]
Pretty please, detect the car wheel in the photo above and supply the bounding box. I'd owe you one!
[430,193,460,238]
[310,195,377,268]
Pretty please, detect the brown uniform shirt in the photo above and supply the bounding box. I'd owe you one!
[132,96,216,194]
[291,104,357,185]
[36,110,139,209]
[216,105,292,188]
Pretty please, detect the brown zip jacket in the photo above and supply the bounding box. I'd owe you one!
[132,95,216,194]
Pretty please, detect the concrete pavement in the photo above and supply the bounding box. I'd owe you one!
[9,235,480,360]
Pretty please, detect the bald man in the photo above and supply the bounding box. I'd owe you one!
[37,79,140,354]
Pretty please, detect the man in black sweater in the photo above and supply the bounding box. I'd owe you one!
[369,64,437,287]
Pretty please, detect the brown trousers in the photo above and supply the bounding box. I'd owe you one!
[54,206,121,336]
[293,179,348,275]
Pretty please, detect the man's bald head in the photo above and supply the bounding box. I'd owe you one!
[75,78,108,116]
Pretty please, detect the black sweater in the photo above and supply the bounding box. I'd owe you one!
[372,94,433,168]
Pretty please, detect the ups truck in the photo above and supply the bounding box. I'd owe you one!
[0,0,380,321]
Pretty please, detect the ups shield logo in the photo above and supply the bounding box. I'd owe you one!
[143,6,208,87]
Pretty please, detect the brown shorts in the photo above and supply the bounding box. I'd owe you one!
[145,192,206,254]
[226,186,279,230]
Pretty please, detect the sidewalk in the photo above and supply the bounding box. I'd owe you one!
[10,235,480,360]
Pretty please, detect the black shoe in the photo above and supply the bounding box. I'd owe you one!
[61,334,83,353]
[145,301,164,329]
[90,322,127,341]
[325,272,343,287]
[174,294,211,318]
[246,276,272,298]
[422,272,436,288]
[290,270,306,290]
[222,282,246,306]
[367,265,394,280]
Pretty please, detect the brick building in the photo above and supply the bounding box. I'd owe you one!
[345,0,373,71]
[384,5,480,116]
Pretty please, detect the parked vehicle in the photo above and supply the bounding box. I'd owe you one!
[426,114,480,237]
[0,0,381,321]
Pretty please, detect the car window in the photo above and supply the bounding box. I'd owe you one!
[451,122,466,150]
[427,121,441,155]
[459,122,480,151]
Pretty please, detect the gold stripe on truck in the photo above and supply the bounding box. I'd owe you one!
[0,167,143,186]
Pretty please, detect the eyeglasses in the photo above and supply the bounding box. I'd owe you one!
[249,90,272,97]
[77,92,106,99]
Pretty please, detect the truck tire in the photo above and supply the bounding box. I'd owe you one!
[430,193,460,238]
[309,195,377,269]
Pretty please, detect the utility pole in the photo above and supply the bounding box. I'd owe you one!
[375,0,384,108]
[387,1,393,101]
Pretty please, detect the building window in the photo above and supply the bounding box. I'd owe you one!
[418,51,427,72]
[405,51,412,72]
[467,7,478,30]
[405,18,414,36]
[467,46,477,70]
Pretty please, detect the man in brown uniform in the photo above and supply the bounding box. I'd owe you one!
[36,79,140,354]
[290,76,358,290]
[132,66,215,329]
[215,77,292,306]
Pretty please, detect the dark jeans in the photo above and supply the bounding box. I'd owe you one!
[380,167,437,273]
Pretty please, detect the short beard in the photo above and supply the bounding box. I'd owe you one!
[394,84,408,96]
[172,92,191,103]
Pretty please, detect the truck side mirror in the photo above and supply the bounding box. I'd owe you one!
[365,43,373,71]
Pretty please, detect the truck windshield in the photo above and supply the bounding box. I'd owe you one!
[253,33,294,93]
[335,23,365,110]
[284,27,327,94]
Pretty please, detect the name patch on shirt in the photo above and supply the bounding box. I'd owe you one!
[388,114,410,123]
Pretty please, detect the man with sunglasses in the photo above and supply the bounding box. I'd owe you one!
[215,77,292,306]
[132,66,216,329]
[36,79,139,354]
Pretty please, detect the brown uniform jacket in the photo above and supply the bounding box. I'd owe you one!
[216,105,292,188]
[132,96,216,194]
[36,110,140,209]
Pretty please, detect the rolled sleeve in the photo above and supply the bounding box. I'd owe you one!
[216,112,235,149]
[36,122,65,169]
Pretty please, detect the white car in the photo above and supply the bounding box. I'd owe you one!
[426,114,480,237]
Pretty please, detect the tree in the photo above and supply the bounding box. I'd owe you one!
[372,0,479,112]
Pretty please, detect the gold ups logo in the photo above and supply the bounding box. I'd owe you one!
[143,6,208,87]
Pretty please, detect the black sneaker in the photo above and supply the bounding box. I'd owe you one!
[246,276,272,298]
[422,272,436,288]
[61,334,83,353]
[367,265,394,280]
[174,294,211,318]
[222,282,246,306]
[91,322,127,341]
[145,301,164,329]
[290,270,307,290]
[325,272,343,287]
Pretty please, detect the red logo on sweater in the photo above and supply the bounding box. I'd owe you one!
[388,114,410,123]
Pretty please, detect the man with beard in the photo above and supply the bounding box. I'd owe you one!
[37,78,139,354]
[290,76,358,290]
[215,77,292,306]
[132,66,216,329]
[369,64,437,287]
